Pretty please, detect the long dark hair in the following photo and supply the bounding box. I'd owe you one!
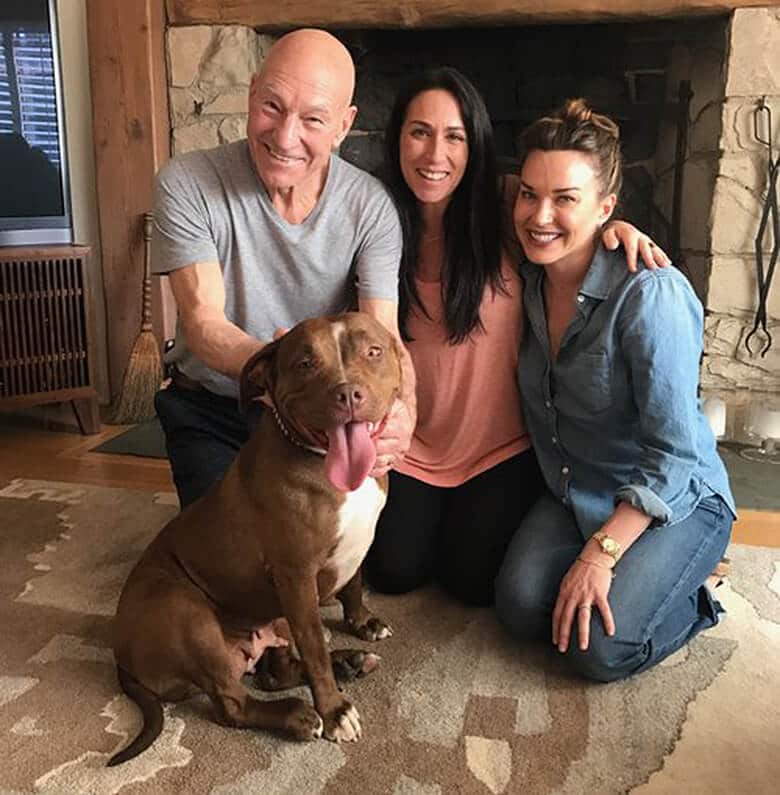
[383,67,503,343]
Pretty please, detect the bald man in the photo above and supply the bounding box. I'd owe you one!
[152,29,415,508]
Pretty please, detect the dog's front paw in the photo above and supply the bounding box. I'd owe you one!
[347,615,393,642]
[283,699,324,741]
[322,699,361,743]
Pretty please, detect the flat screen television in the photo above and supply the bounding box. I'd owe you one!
[0,0,71,246]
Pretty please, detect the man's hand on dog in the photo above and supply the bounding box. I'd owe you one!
[370,397,413,477]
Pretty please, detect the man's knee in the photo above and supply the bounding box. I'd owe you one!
[177,472,220,510]
[154,387,243,508]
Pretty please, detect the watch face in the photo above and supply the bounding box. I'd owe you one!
[602,538,619,554]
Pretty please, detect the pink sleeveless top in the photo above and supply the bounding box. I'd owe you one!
[396,258,531,487]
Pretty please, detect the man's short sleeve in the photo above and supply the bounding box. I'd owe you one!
[353,190,402,302]
[151,157,220,275]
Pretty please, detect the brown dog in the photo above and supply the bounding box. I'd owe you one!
[109,312,402,765]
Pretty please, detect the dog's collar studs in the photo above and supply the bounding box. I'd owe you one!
[270,404,326,457]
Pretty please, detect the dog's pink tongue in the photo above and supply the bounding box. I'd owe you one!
[325,422,376,492]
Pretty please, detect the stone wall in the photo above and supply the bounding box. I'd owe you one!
[700,6,780,397]
[166,25,274,155]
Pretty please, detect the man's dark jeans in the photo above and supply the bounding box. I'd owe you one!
[154,383,261,509]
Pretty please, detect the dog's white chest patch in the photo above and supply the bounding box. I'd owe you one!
[328,477,386,592]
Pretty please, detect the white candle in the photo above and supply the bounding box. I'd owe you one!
[703,396,726,438]
[751,407,780,440]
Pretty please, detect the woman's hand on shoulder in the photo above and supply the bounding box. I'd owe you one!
[602,221,671,273]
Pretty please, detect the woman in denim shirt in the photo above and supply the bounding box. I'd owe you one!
[495,99,736,682]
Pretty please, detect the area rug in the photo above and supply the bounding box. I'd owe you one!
[0,478,777,795]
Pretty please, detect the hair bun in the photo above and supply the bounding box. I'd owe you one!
[564,98,592,123]
[563,97,620,141]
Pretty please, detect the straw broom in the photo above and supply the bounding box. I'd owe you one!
[109,212,163,424]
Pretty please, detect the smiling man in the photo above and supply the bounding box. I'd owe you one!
[246,32,356,222]
[152,29,415,509]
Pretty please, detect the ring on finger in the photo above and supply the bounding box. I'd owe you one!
[578,604,592,611]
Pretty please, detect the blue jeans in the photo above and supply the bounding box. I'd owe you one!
[154,384,261,509]
[494,491,732,682]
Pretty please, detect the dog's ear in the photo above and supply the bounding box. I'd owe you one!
[239,341,280,414]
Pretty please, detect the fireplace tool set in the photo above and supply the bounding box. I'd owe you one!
[735,98,780,464]
[745,97,779,358]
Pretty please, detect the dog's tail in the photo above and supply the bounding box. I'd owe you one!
[107,667,164,766]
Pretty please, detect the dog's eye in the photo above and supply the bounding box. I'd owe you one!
[367,345,383,359]
[297,358,316,370]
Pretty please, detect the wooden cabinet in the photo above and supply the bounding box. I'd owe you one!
[0,245,100,433]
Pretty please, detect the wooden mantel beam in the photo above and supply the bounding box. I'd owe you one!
[166,0,769,29]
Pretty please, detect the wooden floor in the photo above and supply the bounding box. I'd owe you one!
[0,421,777,548]
[0,422,174,494]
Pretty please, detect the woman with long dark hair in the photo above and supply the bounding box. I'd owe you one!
[383,68,504,345]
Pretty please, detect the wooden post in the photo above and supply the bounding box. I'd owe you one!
[85,0,170,402]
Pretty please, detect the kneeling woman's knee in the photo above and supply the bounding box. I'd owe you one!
[362,550,428,596]
[494,567,550,642]
[564,628,646,683]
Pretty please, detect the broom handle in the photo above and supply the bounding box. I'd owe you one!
[141,212,154,333]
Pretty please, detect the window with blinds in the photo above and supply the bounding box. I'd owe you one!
[0,27,60,167]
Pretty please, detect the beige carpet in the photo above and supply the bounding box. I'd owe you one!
[0,478,778,795]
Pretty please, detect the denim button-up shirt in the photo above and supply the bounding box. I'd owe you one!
[518,244,736,537]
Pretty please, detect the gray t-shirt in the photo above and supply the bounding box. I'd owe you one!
[152,140,402,397]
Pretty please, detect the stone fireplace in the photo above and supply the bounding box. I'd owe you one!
[163,5,780,430]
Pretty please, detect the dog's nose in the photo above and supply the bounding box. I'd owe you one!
[332,383,365,410]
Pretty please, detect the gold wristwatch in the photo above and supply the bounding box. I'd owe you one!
[592,531,622,564]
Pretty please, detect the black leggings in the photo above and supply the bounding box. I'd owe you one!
[364,449,544,607]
